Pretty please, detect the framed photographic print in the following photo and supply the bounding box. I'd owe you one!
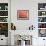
[17,10,29,20]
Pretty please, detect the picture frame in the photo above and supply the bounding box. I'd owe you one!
[17,10,29,20]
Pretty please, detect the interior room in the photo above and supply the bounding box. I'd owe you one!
[0,0,46,46]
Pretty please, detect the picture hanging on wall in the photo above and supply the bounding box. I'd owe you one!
[17,10,29,20]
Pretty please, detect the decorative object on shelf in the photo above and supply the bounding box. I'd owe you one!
[0,11,8,16]
[0,17,8,22]
[40,8,44,10]
[38,3,46,10]
[0,3,8,10]
[42,11,46,16]
[11,23,16,30]
[45,6,46,9]
[38,17,46,22]
[0,23,8,37]
[38,23,46,28]
[39,29,46,37]
[5,6,8,10]
[29,25,35,30]
[0,6,1,10]
[38,11,46,16]
[42,12,45,15]
[17,10,29,20]
[0,23,8,30]
[38,17,42,22]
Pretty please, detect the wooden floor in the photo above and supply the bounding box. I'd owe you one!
[0,45,8,46]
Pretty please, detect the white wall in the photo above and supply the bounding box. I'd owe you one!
[11,0,46,46]
[11,0,46,30]
[11,0,38,30]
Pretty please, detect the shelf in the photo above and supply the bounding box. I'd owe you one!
[38,15,46,17]
[0,10,8,11]
[38,10,46,11]
[0,16,8,17]
[38,22,46,23]
[0,22,8,23]
[38,28,46,29]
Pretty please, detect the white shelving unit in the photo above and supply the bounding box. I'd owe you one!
[0,3,8,36]
[0,2,9,45]
[0,10,8,11]
[0,3,8,22]
[38,3,46,37]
